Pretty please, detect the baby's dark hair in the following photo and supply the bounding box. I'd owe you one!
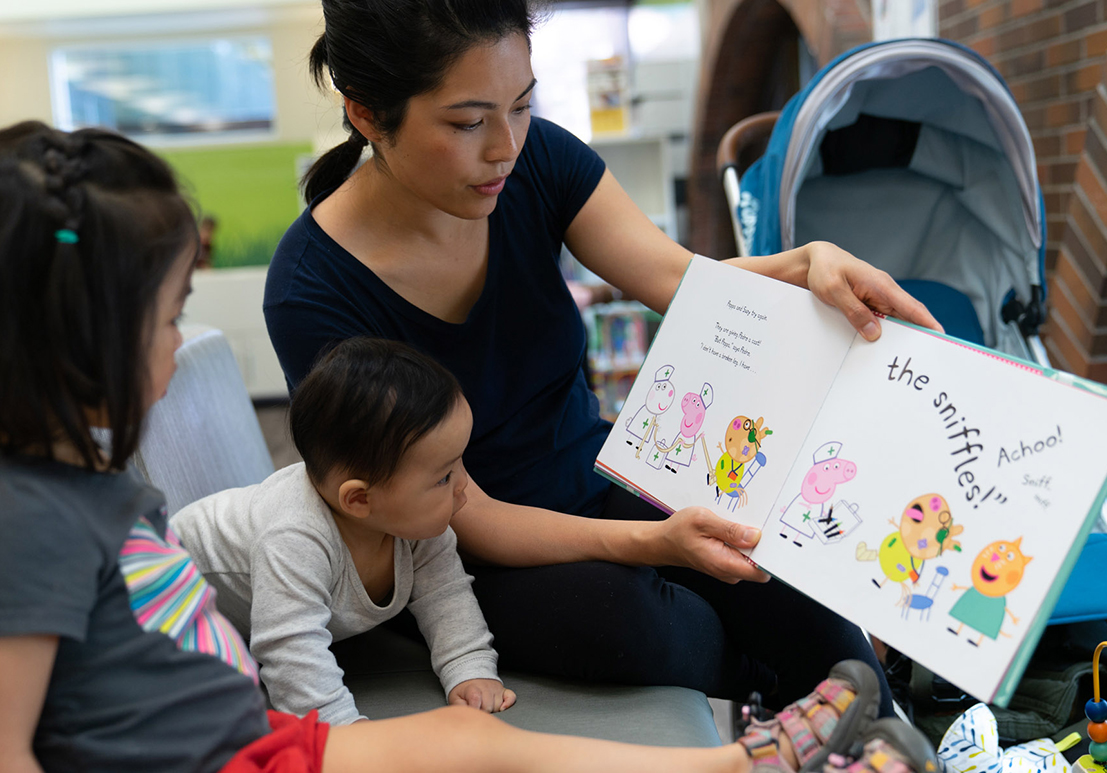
[290,337,464,486]
[302,0,538,202]
[0,121,197,470]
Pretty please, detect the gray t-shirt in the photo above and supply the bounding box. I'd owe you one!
[0,455,269,772]
[172,462,499,725]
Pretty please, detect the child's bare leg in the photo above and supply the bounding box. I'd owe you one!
[323,706,749,773]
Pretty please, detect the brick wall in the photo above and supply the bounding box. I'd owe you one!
[939,0,1107,379]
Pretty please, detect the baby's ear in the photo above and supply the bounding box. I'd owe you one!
[338,479,373,519]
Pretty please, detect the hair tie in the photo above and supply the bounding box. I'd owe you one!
[55,228,79,244]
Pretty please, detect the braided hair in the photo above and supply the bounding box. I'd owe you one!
[0,121,198,470]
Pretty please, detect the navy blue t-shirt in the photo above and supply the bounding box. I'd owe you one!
[265,118,613,517]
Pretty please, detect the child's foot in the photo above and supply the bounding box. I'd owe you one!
[736,660,881,773]
[825,718,938,773]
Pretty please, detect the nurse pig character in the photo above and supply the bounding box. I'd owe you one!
[712,415,772,510]
[778,442,857,546]
[648,382,713,475]
[947,538,1032,646]
[858,493,962,608]
[625,364,676,459]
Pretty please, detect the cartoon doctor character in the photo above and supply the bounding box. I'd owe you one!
[778,441,858,546]
[647,382,714,475]
[625,363,676,459]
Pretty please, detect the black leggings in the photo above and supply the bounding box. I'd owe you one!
[466,485,895,717]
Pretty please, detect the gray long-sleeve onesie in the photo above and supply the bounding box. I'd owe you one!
[171,463,499,725]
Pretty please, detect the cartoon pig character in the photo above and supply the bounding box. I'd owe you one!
[778,441,858,546]
[625,364,676,459]
[646,383,713,475]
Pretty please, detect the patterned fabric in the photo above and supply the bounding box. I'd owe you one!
[937,703,1071,773]
[121,514,259,683]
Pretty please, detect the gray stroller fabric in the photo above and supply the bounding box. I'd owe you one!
[792,66,1037,353]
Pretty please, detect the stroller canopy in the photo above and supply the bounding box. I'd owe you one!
[741,39,1046,355]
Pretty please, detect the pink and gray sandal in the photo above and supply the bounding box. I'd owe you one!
[823,718,938,773]
[737,660,882,773]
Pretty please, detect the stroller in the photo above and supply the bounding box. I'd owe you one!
[716,38,1105,627]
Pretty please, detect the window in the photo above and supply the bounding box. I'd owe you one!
[50,37,276,144]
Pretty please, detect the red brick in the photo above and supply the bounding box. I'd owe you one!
[1088,28,1107,58]
[1094,83,1107,128]
[1068,193,1107,291]
[980,4,1008,28]
[1013,0,1045,15]
[1049,274,1096,350]
[1067,63,1103,94]
[1046,245,1061,272]
[1066,127,1089,154]
[1044,309,1092,372]
[945,15,979,39]
[1003,49,1046,77]
[1023,104,1048,129]
[971,34,999,57]
[998,15,1062,51]
[1046,39,1082,68]
[1018,73,1064,104]
[1041,331,1076,373]
[1064,1,1099,33]
[1046,99,1084,127]
[1057,246,1107,325]
[1033,131,1063,157]
[941,0,967,17]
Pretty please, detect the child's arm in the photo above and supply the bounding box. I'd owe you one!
[408,527,509,712]
[246,527,366,725]
[0,635,56,773]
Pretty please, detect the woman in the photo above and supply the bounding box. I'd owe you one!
[265,0,940,717]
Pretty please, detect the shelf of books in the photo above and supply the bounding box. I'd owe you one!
[583,301,661,421]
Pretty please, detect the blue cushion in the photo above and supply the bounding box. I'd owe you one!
[897,279,985,346]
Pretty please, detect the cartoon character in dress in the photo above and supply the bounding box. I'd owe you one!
[647,382,713,475]
[857,493,963,609]
[625,364,676,459]
[947,538,1032,646]
[710,415,772,511]
[778,442,857,546]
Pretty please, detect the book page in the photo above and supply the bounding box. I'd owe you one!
[751,320,1107,703]
[595,256,857,521]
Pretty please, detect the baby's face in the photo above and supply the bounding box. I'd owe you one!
[365,398,473,541]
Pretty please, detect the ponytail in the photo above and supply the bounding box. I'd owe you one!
[301,130,367,204]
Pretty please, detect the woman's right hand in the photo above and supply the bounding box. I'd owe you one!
[648,507,770,584]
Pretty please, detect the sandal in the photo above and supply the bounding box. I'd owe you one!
[826,718,938,773]
[737,660,881,773]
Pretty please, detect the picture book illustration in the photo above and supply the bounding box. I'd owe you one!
[856,493,962,609]
[946,538,1032,647]
[710,415,772,511]
[777,441,859,546]
[595,256,1107,706]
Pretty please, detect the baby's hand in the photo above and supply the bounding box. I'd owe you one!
[448,678,517,713]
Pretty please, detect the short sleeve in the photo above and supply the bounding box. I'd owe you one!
[520,118,606,234]
[0,480,103,640]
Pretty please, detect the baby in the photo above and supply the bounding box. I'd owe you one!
[173,337,513,724]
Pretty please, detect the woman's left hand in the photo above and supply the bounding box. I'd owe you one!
[802,240,943,341]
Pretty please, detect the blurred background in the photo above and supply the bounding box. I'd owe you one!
[2,0,1105,403]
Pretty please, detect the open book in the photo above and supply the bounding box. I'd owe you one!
[595,255,1107,706]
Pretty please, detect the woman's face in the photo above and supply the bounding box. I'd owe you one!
[372,32,535,220]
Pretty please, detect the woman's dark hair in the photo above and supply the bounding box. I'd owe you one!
[290,337,464,486]
[302,0,538,202]
[0,121,197,471]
